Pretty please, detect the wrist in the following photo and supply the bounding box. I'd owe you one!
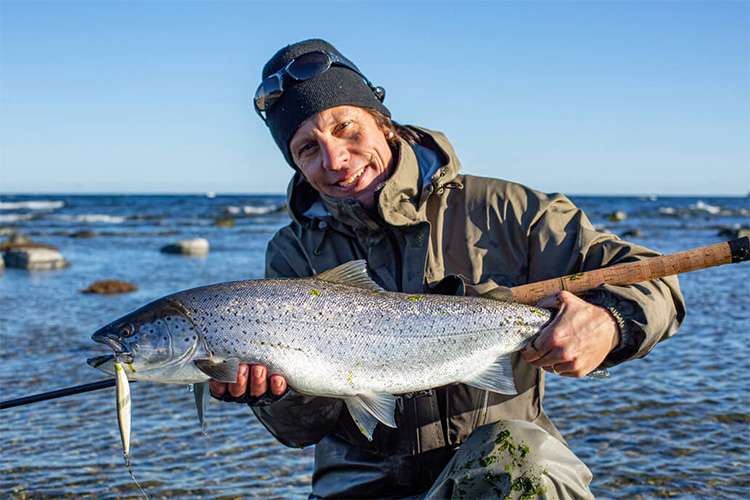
[603,305,626,352]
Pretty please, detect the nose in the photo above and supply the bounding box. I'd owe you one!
[92,326,125,352]
[320,138,350,171]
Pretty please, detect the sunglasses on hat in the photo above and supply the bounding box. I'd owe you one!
[254,50,385,122]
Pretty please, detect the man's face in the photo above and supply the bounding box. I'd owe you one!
[289,106,394,208]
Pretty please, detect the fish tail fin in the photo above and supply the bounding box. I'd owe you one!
[460,353,517,395]
[343,393,396,441]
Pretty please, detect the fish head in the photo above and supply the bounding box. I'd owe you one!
[90,298,203,376]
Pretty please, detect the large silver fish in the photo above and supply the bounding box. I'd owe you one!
[88,260,552,439]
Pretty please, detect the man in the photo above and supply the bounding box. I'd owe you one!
[210,39,685,499]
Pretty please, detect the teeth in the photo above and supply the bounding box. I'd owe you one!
[337,167,365,187]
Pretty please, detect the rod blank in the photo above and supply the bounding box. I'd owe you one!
[0,379,116,410]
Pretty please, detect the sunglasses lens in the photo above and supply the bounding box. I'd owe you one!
[255,75,283,111]
[287,51,331,80]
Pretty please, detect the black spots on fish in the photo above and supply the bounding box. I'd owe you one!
[248,340,303,352]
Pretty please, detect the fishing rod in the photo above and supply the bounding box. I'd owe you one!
[1,378,116,410]
[1,236,747,411]
[502,235,749,305]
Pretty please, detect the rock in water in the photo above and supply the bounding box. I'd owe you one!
[80,280,138,294]
[622,229,644,238]
[717,227,750,240]
[607,211,628,222]
[160,238,210,256]
[4,248,72,270]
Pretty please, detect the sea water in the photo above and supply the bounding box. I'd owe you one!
[0,194,748,499]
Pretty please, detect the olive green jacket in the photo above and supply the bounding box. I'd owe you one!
[253,127,685,496]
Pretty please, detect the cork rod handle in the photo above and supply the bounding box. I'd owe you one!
[509,236,750,305]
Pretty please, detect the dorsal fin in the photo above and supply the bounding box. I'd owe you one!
[315,260,384,291]
[480,286,514,302]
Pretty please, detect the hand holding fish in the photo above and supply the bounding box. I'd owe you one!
[209,363,288,402]
[521,291,620,377]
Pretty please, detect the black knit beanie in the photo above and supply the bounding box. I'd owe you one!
[260,39,390,168]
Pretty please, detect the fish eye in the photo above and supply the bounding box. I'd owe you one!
[120,323,135,338]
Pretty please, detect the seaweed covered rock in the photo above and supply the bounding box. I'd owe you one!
[607,211,627,222]
[80,280,138,294]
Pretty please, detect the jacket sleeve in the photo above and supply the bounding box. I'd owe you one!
[250,225,344,448]
[522,191,685,367]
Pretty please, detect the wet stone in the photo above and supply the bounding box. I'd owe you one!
[3,248,72,271]
[717,227,750,240]
[1,233,34,248]
[80,280,138,294]
[70,230,98,238]
[607,211,628,222]
[213,218,235,227]
[160,238,210,256]
[621,229,644,238]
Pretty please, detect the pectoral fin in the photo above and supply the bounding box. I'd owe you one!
[343,392,397,441]
[194,358,240,383]
[460,353,517,395]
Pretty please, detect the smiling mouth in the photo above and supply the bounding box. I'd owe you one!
[336,166,366,188]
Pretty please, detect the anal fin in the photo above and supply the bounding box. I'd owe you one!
[343,392,396,441]
[460,353,517,395]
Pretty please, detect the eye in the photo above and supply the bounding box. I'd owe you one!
[298,142,316,156]
[120,323,135,338]
[335,121,350,133]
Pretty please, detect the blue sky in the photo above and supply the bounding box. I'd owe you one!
[1,0,748,195]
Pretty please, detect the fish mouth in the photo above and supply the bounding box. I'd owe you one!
[91,332,134,363]
[95,335,124,352]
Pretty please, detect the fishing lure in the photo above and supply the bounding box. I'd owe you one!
[114,358,149,499]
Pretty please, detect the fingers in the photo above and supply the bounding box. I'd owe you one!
[228,364,249,397]
[520,335,549,364]
[248,365,288,396]
[269,374,288,396]
[536,291,568,310]
[521,291,574,375]
[208,379,228,398]
[248,364,267,397]
[521,291,619,378]
[209,363,288,400]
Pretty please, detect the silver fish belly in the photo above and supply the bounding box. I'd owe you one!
[90,260,551,439]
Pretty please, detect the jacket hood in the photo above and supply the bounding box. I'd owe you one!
[284,127,463,234]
